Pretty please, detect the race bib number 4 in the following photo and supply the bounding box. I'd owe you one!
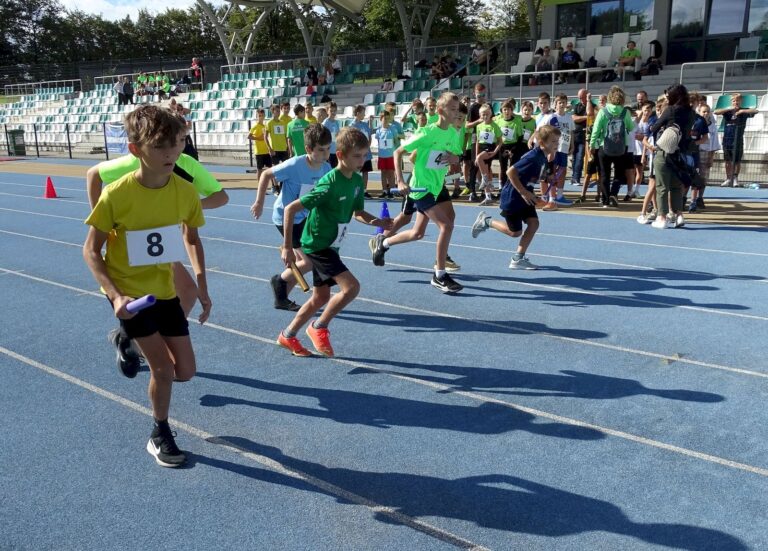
[426,150,450,169]
[126,224,185,267]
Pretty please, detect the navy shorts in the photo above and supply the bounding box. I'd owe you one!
[362,160,373,173]
[110,297,189,340]
[501,206,538,233]
[276,218,306,249]
[554,151,568,168]
[401,194,417,216]
[305,248,349,288]
[413,185,451,213]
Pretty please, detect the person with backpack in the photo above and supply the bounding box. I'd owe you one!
[589,86,635,207]
[649,84,696,229]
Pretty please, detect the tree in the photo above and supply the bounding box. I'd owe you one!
[476,0,543,43]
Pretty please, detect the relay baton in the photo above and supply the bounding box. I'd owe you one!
[126,294,156,314]
[291,262,310,293]
[409,187,428,192]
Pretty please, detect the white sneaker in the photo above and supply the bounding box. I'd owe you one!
[637,214,652,225]
[651,216,669,229]
[732,176,740,188]
[720,178,732,187]
[471,211,490,238]
[674,213,685,228]
[509,256,538,270]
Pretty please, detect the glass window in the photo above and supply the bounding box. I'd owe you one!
[666,40,702,64]
[558,3,588,38]
[623,0,654,31]
[590,1,620,35]
[748,0,768,32]
[670,0,706,38]
[705,38,739,59]
[708,0,746,34]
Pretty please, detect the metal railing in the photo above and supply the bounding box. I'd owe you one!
[4,79,82,96]
[220,58,285,80]
[481,67,604,106]
[679,58,768,94]
[94,69,192,88]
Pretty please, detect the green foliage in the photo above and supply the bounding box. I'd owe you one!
[476,0,542,42]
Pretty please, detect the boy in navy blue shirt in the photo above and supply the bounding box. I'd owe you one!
[471,125,561,270]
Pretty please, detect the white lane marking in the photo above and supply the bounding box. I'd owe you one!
[0,345,488,551]
[1,228,767,379]
[1,187,767,258]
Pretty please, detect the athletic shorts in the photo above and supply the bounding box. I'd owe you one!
[110,297,189,340]
[413,185,451,213]
[461,150,472,162]
[276,218,306,250]
[328,153,338,168]
[362,160,373,173]
[623,152,634,171]
[633,154,643,166]
[377,156,395,171]
[401,193,417,216]
[478,144,496,167]
[272,150,289,164]
[501,206,538,233]
[256,154,273,170]
[723,143,744,164]
[305,248,348,288]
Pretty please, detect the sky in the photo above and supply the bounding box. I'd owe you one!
[57,0,213,21]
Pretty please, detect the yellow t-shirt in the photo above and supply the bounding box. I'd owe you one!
[85,172,205,300]
[305,115,318,124]
[248,121,269,155]
[267,117,288,152]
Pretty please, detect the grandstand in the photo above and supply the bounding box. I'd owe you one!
[1,38,767,182]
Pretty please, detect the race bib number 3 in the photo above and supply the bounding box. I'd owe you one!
[126,224,185,267]
[426,150,450,169]
[480,131,493,144]
[502,127,514,141]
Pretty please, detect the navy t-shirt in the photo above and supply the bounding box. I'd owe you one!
[688,115,709,158]
[722,110,754,148]
[501,147,547,212]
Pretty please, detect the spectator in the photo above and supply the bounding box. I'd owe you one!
[323,62,335,84]
[535,46,555,84]
[430,56,442,79]
[305,65,318,86]
[113,79,125,105]
[556,42,582,84]
[715,93,758,188]
[191,57,204,88]
[330,54,342,75]
[631,90,650,113]
[614,41,642,80]
[471,42,487,66]
[122,77,134,105]
[570,88,590,188]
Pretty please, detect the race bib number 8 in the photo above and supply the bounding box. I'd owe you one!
[126,224,185,267]
[426,150,449,169]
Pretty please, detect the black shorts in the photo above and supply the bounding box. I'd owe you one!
[272,150,289,164]
[413,185,451,213]
[461,150,472,162]
[110,297,189,340]
[623,152,634,171]
[723,143,744,164]
[633,154,643,166]
[305,248,349,288]
[276,218,306,249]
[478,144,496,167]
[401,194,417,216]
[361,160,373,173]
[256,154,273,170]
[328,153,338,168]
[501,206,538,233]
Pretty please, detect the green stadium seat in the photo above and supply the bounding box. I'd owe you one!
[450,78,462,90]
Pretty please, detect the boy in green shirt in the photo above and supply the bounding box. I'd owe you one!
[371,91,464,293]
[287,104,310,157]
[474,103,503,206]
[278,127,392,357]
[495,99,521,188]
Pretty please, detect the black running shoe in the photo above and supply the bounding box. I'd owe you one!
[275,298,301,311]
[146,425,186,467]
[372,234,387,267]
[431,273,463,293]
[270,274,288,306]
[109,329,140,379]
[696,197,706,209]
[608,196,619,207]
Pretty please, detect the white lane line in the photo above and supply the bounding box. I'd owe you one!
[2,187,767,258]
[3,276,768,481]
[0,345,488,551]
[1,228,767,379]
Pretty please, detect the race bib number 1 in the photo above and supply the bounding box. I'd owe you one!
[126,224,185,267]
[426,150,449,169]
[379,137,392,150]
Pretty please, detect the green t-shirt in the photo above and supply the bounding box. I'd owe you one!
[621,48,641,59]
[495,115,521,144]
[402,123,462,199]
[97,153,222,197]
[475,121,502,146]
[520,118,536,143]
[427,113,439,125]
[457,125,470,152]
[299,168,365,254]
[287,118,310,156]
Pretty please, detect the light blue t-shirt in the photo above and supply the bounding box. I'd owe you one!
[375,126,397,158]
[390,120,404,148]
[351,120,373,160]
[271,155,332,225]
[323,118,340,154]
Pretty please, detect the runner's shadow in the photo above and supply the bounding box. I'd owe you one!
[197,436,747,550]
[336,309,607,340]
[196,372,603,440]
[342,358,724,403]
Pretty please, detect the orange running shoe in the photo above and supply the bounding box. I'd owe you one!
[542,202,558,211]
[277,332,312,357]
[306,323,334,357]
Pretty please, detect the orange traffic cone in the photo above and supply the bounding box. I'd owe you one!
[43,176,57,199]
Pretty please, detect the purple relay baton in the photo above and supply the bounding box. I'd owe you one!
[126,295,156,314]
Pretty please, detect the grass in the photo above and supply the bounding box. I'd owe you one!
[0,95,21,104]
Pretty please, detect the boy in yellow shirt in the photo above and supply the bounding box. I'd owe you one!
[83,105,211,468]
[247,108,272,176]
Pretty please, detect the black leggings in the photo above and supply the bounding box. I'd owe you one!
[598,149,626,204]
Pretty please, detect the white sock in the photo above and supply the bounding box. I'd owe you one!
[382,238,391,249]
[435,268,446,278]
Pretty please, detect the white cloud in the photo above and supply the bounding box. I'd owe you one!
[57,0,219,21]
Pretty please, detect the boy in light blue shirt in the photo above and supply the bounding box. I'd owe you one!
[322,101,340,168]
[350,104,374,197]
[251,124,332,310]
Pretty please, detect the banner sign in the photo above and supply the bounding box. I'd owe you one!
[105,123,128,155]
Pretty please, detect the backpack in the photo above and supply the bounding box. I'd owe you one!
[602,107,628,157]
[656,123,681,154]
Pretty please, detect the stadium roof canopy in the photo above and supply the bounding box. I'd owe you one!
[224,0,366,20]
